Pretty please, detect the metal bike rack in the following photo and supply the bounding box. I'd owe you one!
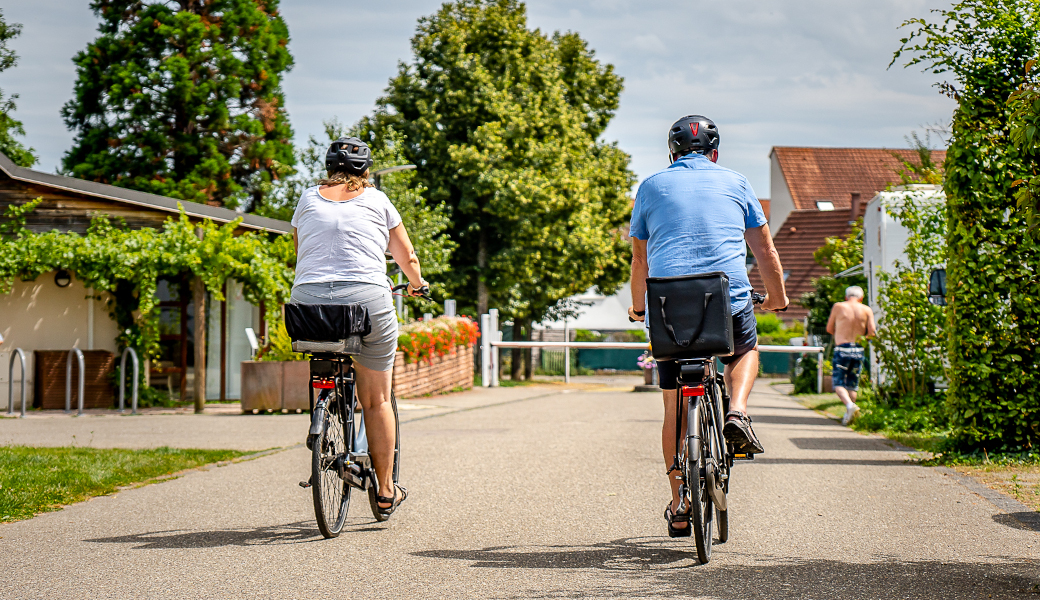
[65,348,85,416]
[118,347,139,414]
[7,348,27,417]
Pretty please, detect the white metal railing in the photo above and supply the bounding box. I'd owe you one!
[479,313,826,391]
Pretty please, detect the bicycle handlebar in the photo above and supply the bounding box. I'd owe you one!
[752,292,788,312]
[392,282,432,299]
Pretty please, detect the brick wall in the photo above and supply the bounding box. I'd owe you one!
[392,344,474,398]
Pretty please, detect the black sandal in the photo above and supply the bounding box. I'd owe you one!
[373,484,408,518]
[723,410,765,454]
[665,503,692,538]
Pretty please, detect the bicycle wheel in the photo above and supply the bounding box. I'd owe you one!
[717,506,729,543]
[687,399,713,564]
[368,391,401,522]
[312,389,351,538]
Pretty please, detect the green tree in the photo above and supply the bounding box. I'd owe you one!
[895,0,1040,450]
[61,0,295,210]
[0,10,37,167]
[361,0,635,340]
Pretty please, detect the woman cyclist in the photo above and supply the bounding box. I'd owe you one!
[290,137,427,518]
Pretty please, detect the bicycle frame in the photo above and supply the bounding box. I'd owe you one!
[674,358,731,511]
[308,354,372,491]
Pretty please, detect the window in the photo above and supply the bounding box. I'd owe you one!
[816,200,835,211]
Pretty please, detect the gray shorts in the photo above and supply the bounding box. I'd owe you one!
[290,281,398,372]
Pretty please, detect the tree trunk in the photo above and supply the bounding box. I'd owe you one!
[477,229,489,317]
[192,275,206,414]
[511,321,524,380]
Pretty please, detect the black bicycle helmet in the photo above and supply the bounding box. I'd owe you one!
[325,137,373,176]
[668,115,720,158]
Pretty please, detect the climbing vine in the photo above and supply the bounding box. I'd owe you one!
[0,199,295,358]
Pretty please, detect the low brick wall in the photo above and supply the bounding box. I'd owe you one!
[392,344,474,398]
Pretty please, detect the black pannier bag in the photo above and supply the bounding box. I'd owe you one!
[284,303,371,354]
[647,272,734,361]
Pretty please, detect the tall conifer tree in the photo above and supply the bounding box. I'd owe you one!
[0,10,38,168]
[62,0,295,210]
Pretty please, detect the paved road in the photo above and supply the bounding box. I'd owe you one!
[2,381,1037,599]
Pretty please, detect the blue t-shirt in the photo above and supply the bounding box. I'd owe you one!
[629,153,767,314]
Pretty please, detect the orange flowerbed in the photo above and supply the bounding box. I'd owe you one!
[397,316,479,364]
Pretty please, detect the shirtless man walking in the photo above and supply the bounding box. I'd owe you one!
[826,286,876,425]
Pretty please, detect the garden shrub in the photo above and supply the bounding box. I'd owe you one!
[896,0,1040,450]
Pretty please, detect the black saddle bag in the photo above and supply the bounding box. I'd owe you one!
[284,303,371,342]
[647,272,734,361]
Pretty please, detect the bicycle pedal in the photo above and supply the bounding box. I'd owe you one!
[732,453,755,461]
[299,480,312,488]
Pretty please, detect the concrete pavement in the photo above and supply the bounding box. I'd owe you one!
[1,380,1037,599]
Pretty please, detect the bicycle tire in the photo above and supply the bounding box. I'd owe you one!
[312,388,351,538]
[710,379,730,544]
[368,391,401,522]
[688,399,713,564]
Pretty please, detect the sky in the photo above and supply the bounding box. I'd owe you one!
[2,0,955,197]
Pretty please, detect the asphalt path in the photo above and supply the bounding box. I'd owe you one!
[2,380,1037,599]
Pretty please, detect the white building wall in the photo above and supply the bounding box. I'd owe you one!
[862,185,945,385]
[0,272,119,409]
[769,150,796,232]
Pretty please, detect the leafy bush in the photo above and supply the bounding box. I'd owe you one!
[896,1,1040,450]
[397,316,479,364]
[793,354,831,394]
[852,388,949,434]
[756,314,804,346]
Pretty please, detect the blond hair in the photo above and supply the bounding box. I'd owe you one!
[318,170,374,192]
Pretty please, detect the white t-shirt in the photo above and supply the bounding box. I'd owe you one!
[291,186,403,287]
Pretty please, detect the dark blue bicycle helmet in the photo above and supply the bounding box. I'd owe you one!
[668,115,720,159]
[325,137,373,176]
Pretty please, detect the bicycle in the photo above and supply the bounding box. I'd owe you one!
[636,291,773,563]
[293,283,428,538]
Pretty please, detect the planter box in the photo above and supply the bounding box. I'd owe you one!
[34,350,115,410]
[392,345,474,398]
[241,361,310,412]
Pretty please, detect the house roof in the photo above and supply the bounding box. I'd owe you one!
[748,206,864,320]
[772,147,945,211]
[0,151,291,234]
[759,198,770,221]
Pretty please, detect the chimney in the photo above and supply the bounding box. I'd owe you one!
[850,191,862,224]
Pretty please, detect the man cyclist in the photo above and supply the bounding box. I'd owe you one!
[627,115,788,535]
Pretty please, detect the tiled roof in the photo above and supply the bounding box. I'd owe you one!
[773,147,946,210]
[759,198,770,221]
[749,206,864,320]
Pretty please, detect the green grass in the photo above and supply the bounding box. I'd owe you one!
[792,393,845,420]
[0,446,245,523]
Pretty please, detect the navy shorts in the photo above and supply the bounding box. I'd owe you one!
[832,344,864,390]
[656,301,757,391]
